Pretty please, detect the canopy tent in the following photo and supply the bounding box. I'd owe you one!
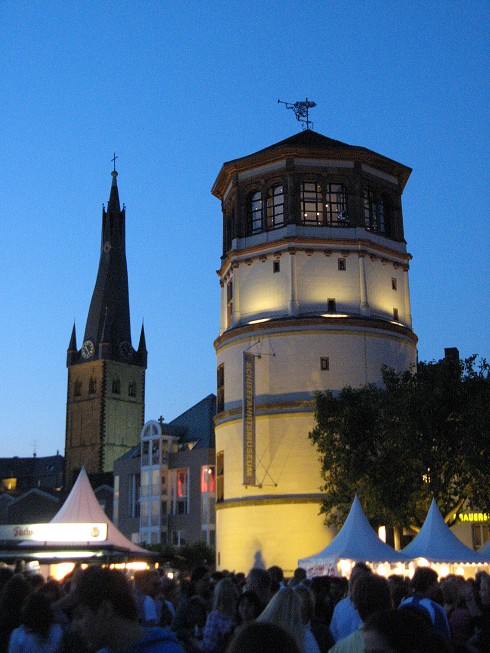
[4,467,153,563]
[298,495,409,577]
[402,499,487,564]
[478,537,490,559]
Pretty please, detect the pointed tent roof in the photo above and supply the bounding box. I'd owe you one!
[478,537,490,560]
[298,495,409,568]
[401,499,487,564]
[49,467,148,553]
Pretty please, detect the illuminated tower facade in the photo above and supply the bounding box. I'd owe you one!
[212,130,417,572]
[65,168,147,486]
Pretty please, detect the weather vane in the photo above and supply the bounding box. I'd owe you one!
[278,97,317,130]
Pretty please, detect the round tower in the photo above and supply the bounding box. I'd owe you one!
[212,130,417,572]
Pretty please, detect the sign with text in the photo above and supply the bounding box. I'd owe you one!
[0,523,108,542]
[243,352,256,485]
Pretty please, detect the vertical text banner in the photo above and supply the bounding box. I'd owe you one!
[243,352,256,485]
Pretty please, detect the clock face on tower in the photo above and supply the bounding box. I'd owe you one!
[81,340,95,359]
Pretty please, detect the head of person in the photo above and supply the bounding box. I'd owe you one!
[213,577,238,620]
[257,586,304,650]
[351,573,392,622]
[410,567,438,596]
[20,592,55,641]
[364,605,449,653]
[71,567,137,650]
[267,566,284,594]
[244,568,271,610]
[348,561,372,592]
[226,621,301,653]
[293,585,315,626]
[237,590,262,623]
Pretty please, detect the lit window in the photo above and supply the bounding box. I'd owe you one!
[226,282,233,327]
[266,185,284,229]
[338,258,346,271]
[201,465,216,493]
[171,469,189,515]
[325,183,347,226]
[363,188,387,234]
[301,182,322,224]
[321,357,330,371]
[217,451,224,503]
[249,190,263,233]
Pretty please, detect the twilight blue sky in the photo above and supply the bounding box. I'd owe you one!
[0,1,488,458]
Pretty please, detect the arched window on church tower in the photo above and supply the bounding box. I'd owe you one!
[89,376,97,394]
[128,381,137,397]
[74,380,82,398]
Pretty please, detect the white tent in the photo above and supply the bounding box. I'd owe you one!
[48,467,148,554]
[298,495,409,577]
[402,499,487,564]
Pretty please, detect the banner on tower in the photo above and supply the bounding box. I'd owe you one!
[243,352,256,485]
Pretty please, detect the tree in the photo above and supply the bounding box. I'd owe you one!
[309,355,490,534]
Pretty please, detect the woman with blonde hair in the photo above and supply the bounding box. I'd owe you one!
[202,577,238,653]
[257,587,313,652]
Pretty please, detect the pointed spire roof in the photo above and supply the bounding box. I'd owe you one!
[138,322,147,352]
[298,495,409,568]
[68,323,77,351]
[402,499,486,564]
[107,170,121,215]
[50,468,148,553]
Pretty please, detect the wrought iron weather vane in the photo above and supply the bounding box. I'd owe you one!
[278,97,317,130]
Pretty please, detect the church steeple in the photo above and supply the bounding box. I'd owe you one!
[67,167,145,368]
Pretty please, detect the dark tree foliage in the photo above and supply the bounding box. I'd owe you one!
[309,355,490,532]
[147,541,215,573]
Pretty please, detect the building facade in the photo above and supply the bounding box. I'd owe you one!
[211,130,418,572]
[114,394,216,547]
[65,169,147,487]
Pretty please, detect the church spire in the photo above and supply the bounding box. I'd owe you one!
[67,165,145,368]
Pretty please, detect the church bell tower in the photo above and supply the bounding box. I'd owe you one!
[65,166,147,486]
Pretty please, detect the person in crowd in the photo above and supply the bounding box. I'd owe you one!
[257,586,310,653]
[243,568,272,615]
[267,566,285,594]
[363,605,452,653]
[386,575,409,609]
[329,573,392,653]
[236,591,262,625]
[225,621,301,653]
[173,566,211,650]
[8,592,63,653]
[202,577,237,653]
[399,567,451,641]
[134,570,160,626]
[308,577,335,651]
[440,575,473,649]
[329,563,372,642]
[0,573,32,653]
[289,568,307,588]
[70,566,184,653]
[466,572,490,653]
[293,585,324,653]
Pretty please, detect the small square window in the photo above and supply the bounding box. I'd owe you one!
[393,308,399,321]
[392,277,397,290]
[321,357,330,371]
[273,260,280,273]
[327,299,336,313]
[338,258,346,271]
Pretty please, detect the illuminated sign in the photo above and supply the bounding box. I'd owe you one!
[457,513,490,523]
[0,523,108,542]
[243,352,256,485]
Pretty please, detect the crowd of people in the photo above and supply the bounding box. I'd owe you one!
[0,560,489,653]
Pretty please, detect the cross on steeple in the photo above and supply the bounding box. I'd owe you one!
[111,152,118,171]
[158,415,165,425]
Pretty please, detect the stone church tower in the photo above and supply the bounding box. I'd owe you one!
[65,168,147,486]
[212,130,418,572]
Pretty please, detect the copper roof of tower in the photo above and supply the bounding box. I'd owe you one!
[212,129,412,198]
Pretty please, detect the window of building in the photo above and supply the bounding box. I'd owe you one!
[89,376,96,394]
[327,298,336,313]
[141,470,150,497]
[141,441,150,466]
[321,357,330,371]
[226,281,233,327]
[140,500,148,527]
[74,380,82,398]
[161,440,169,464]
[201,465,216,493]
[473,524,490,549]
[151,499,159,526]
[151,469,160,495]
[301,182,322,224]
[128,381,137,397]
[338,258,346,271]
[273,260,280,273]
[216,451,224,503]
[128,473,140,519]
[363,188,386,234]
[112,377,121,394]
[392,277,397,290]
[266,184,284,229]
[249,190,263,233]
[325,183,347,225]
[151,439,160,466]
[393,308,399,321]
[171,530,187,547]
[171,469,189,515]
[113,475,120,525]
[217,364,225,413]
